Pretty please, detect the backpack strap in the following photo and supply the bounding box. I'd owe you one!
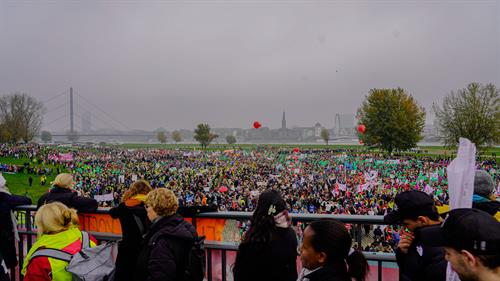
[30,249,72,262]
[132,214,145,235]
[81,231,90,249]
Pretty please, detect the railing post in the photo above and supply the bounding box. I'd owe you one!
[192,216,197,229]
[18,238,24,281]
[356,224,362,249]
[221,250,227,281]
[378,260,382,281]
[206,248,212,281]
[26,210,32,250]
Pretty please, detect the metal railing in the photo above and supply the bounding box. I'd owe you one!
[12,206,397,281]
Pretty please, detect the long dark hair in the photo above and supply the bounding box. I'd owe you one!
[233,190,288,279]
[242,189,287,244]
[308,219,369,281]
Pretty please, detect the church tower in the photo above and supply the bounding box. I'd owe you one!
[281,111,286,130]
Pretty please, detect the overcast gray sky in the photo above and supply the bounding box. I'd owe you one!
[1,0,499,132]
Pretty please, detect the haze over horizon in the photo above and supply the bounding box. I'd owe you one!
[1,0,499,132]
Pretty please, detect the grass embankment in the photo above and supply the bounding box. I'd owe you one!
[0,157,67,203]
[116,143,499,157]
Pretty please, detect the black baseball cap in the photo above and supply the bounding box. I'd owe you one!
[384,190,437,224]
[420,208,500,255]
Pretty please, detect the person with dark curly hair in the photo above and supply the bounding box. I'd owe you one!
[298,219,369,281]
[233,189,298,281]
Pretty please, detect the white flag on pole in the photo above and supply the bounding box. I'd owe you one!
[447,138,476,210]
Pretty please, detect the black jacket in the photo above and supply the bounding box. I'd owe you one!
[473,200,500,216]
[302,264,350,281]
[134,214,196,281]
[37,186,98,213]
[0,192,31,268]
[233,227,298,281]
[110,202,150,281]
[395,227,447,281]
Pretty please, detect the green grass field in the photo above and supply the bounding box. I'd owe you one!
[1,157,68,203]
[114,143,499,157]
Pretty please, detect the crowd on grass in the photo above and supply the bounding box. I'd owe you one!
[1,144,497,213]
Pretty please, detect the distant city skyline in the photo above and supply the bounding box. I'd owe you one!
[47,107,356,133]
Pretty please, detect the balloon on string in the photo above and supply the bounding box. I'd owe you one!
[358,124,366,134]
[253,121,262,129]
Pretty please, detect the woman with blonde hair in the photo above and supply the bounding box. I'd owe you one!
[109,180,152,281]
[22,202,97,281]
[37,173,98,213]
[134,188,198,281]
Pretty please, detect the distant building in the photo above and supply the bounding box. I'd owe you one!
[282,111,287,130]
[333,113,356,136]
[314,122,322,138]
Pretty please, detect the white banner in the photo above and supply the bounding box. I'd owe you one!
[94,193,114,202]
[447,138,476,210]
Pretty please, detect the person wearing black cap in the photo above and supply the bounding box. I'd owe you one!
[384,190,447,281]
[420,208,500,281]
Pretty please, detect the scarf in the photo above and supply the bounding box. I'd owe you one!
[473,194,490,204]
[274,210,291,228]
[125,194,147,207]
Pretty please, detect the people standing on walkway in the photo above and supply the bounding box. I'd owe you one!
[298,219,369,281]
[110,180,152,281]
[22,202,97,281]
[0,174,31,281]
[233,190,298,281]
[384,190,447,281]
[421,208,500,281]
[134,188,198,281]
[37,173,97,213]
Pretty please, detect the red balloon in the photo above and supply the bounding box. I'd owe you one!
[293,147,300,153]
[358,124,366,133]
[253,121,262,129]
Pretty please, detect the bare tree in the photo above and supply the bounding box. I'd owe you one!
[41,131,52,143]
[433,83,499,149]
[157,131,167,144]
[320,128,329,145]
[0,93,45,143]
[226,135,236,145]
[172,130,182,143]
